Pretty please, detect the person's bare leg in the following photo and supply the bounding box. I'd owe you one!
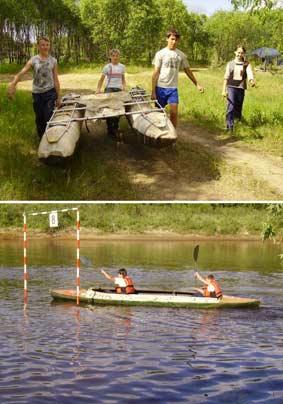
[169,103,178,128]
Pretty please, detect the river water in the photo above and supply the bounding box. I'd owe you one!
[0,239,282,403]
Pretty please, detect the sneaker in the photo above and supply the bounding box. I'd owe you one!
[224,126,233,131]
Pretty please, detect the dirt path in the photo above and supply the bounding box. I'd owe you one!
[110,122,283,201]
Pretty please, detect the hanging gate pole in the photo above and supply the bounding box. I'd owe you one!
[23,213,28,303]
[76,209,80,305]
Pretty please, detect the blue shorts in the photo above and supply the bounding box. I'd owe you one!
[156,87,179,107]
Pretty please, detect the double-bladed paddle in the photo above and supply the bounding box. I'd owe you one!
[80,256,94,267]
[193,245,199,269]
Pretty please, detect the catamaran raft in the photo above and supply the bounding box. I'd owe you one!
[38,87,177,164]
[50,288,260,309]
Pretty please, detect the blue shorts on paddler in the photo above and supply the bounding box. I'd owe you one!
[156,87,179,107]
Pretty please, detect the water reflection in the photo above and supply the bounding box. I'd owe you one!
[0,241,282,403]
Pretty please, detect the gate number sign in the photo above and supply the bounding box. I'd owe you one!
[49,211,59,228]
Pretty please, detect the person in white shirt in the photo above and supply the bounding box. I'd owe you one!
[222,44,255,130]
[101,268,135,294]
[96,49,126,138]
[151,29,204,128]
[8,36,61,138]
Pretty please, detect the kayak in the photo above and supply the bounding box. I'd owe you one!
[50,288,260,309]
[125,87,177,147]
[38,94,85,165]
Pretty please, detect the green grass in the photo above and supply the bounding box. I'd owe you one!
[0,66,282,200]
[0,203,279,238]
[0,84,140,200]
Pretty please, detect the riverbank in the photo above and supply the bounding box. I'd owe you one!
[0,204,281,241]
[0,228,263,241]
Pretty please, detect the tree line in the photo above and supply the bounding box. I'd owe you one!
[0,0,282,66]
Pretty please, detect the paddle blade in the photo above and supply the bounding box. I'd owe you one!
[80,256,93,266]
[193,245,199,263]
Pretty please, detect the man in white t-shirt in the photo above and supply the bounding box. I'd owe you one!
[151,29,204,128]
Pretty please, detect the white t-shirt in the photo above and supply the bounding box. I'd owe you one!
[152,47,190,88]
[207,284,215,292]
[114,277,127,287]
[102,63,125,89]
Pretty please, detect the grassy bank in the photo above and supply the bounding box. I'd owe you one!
[0,204,281,240]
[0,66,282,200]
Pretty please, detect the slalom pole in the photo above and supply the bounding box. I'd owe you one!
[76,209,80,305]
[23,213,28,304]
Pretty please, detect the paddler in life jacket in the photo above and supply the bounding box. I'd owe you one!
[101,268,136,294]
[194,271,222,299]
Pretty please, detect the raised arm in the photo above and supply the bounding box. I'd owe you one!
[151,66,160,100]
[95,74,106,94]
[184,67,204,93]
[194,271,208,285]
[8,59,33,99]
[101,269,115,282]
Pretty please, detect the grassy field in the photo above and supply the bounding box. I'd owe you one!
[0,65,282,200]
[0,203,279,239]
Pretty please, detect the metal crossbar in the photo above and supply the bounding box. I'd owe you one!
[25,207,79,216]
[46,108,163,126]
[127,91,168,130]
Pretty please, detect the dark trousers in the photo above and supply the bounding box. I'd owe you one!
[104,87,121,135]
[226,87,245,128]
[32,87,57,137]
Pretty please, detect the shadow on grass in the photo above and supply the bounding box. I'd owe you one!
[0,85,223,201]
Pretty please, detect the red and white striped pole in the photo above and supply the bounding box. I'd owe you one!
[23,213,28,303]
[76,209,80,305]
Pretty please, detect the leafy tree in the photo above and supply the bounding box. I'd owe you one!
[205,11,268,63]
[231,0,283,10]
[122,0,162,64]
[186,13,211,63]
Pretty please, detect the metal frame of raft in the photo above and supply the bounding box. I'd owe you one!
[45,99,83,142]
[45,90,168,128]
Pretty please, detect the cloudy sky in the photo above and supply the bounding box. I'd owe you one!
[184,0,232,15]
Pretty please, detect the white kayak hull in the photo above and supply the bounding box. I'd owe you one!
[50,288,260,309]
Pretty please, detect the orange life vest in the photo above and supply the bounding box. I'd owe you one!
[116,276,135,294]
[202,279,222,298]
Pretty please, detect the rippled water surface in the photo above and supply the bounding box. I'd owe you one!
[0,240,282,403]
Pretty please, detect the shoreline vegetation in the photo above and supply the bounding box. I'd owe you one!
[0,204,282,242]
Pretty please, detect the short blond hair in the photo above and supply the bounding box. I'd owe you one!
[109,48,120,56]
[37,36,50,44]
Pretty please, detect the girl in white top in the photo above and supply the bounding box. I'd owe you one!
[96,49,126,93]
[95,49,126,137]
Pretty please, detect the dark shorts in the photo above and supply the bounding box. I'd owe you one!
[156,87,179,107]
